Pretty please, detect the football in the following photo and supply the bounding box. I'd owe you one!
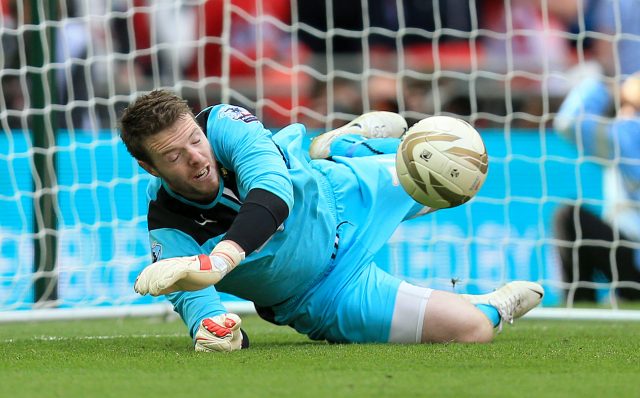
[395,115,488,209]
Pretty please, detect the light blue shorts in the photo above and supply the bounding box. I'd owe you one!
[273,154,430,343]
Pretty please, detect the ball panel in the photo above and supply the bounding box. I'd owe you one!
[398,133,446,202]
[395,115,488,209]
[443,146,488,174]
[417,162,470,207]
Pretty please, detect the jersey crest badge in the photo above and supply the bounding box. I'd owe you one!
[219,105,258,123]
[151,241,162,263]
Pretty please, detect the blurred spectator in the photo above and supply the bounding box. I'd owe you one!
[591,0,640,80]
[368,74,399,113]
[296,0,365,55]
[564,0,601,55]
[553,72,640,302]
[184,0,294,79]
[295,0,481,126]
[481,0,573,80]
[300,77,363,130]
[1,0,24,129]
[297,0,474,54]
[1,0,18,67]
[550,0,640,86]
[55,0,91,130]
[52,0,137,130]
[130,0,198,85]
[176,0,299,124]
[479,0,587,127]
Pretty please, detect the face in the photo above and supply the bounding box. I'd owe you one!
[620,75,640,117]
[139,113,220,202]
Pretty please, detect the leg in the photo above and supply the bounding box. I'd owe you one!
[554,205,640,301]
[421,290,494,343]
[554,205,598,301]
[392,280,544,344]
[387,282,493,343]
[286,254,542,344]
[325,154,428,254]
[327,135,401,158]
[293,263,495,344]
[309,111,407,159]
[422,280,546,343]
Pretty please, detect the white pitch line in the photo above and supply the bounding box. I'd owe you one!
[1,333,187,343]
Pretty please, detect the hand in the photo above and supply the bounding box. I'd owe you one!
[194,313,245,352]
[134,241,245,296]
[134,254,231,296]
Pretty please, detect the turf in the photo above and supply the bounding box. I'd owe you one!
[1,316,639,398]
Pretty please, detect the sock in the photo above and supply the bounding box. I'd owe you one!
[330,135,400,157]
[349,138,399,157]
[329,135,360,157]
[475,304,501,328]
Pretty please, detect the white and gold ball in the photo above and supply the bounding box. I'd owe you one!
[396,115,488,209]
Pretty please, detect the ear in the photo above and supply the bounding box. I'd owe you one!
[138,160,159,177]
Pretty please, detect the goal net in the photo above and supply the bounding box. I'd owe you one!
[2,0,639,322]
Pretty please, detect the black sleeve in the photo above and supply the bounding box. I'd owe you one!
[222,188,290,254]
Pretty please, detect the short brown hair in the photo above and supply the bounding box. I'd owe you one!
[119,89,193,163]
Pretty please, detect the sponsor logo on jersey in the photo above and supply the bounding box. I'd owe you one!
[219,105,258,123]
[195,213,217,226]
[151,241,162,262]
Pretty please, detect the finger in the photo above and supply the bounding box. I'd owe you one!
[225,313,241,330]
[150,277,173,296]
[133,273,148,295]
[202,317,232,337]
[151,268,184,296]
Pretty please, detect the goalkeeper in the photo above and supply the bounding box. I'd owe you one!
[554,72,640,301]
[119,90,543,352]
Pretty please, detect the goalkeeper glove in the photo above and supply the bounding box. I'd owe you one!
[134,241,245,296]
[194,313,247,352]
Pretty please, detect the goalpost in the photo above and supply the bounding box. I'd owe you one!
[1,0,639,323]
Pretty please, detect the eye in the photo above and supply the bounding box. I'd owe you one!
[169,153,180,162]
[193,139,201,145]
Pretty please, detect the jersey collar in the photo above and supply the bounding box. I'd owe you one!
[160,177,225,210]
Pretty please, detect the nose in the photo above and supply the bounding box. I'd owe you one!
[187,147,205,166]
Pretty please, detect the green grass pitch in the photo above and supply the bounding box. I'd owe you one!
[1,315,639,398]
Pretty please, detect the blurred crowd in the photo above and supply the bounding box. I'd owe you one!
[1,0,638,130]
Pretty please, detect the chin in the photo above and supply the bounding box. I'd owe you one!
[197,183,218,201]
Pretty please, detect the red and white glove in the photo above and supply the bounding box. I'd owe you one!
[194,313,244,352]
[134,241,245,296]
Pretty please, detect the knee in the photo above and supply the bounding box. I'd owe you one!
[456,314,494,344]
[421,291,496,344]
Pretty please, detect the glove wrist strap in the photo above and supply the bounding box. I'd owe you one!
[210,241,245,270]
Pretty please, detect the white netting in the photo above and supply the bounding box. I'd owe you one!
[1,0,639,320]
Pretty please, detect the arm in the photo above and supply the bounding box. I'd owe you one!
[134,106,292,296]
[208,105,293,252]
[133,240,243,296]
[141,230,246,352]
[553,78,613,159]
[170,288,246,352]
[610,118,640,184]
[223,188,289,254]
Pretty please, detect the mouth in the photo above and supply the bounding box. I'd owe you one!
[194,165,210,181]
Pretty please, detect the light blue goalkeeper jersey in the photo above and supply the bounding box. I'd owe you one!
[146,104,425,342]
[146,105,339,337]
[554,78,640,240]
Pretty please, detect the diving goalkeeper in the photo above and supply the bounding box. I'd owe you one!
[119,90,543,352]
